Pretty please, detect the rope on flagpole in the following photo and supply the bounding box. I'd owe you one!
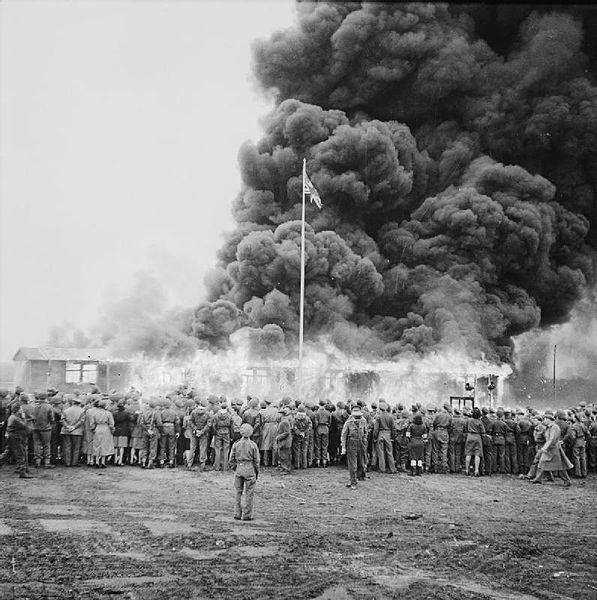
[298,158,307,403]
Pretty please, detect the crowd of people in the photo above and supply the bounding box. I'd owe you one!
[1,385,595,490]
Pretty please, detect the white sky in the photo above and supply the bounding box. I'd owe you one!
[0,0,296,361]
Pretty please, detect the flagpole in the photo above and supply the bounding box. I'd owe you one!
[298,158,306,403]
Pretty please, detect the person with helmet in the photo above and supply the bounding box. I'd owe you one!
[529,410,573,486]
[229,423,260,521]
[189,402,212,471]
[32,392,55,469]
[159,398,180,469]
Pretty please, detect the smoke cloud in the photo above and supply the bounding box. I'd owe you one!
[192,3,597,365]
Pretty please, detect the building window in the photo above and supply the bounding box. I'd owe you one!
[65,362,97,384]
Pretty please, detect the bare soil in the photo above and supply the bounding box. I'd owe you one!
[0,465,595,600]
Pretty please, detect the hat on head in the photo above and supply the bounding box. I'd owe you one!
[378,401,388,411]
[453,408,461,416]
[555,409,567,420]
[543,410,555,420]
[351,408,362,418]
[481,406,489,414]
[371,402,378,409]
[297,405,306,413]
[239,423,253,438]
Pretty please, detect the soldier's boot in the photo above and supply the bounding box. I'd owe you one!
[409,466,415,476]
[147,461,154,470]
[168,461,175,469]
[43,459,55,469]
[34,460,41,469]
[159,460,165,468]
[323,460,328,468]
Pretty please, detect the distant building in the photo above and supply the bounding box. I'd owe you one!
[12,347,131,393]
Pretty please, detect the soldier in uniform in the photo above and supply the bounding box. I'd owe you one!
[259,399,279,467]
[0,403,34,478]
[276,407,293,475]
[32,392,55,469]
[567,413,588,478]
[61,395,85,467]
[330,401,348,466]
[139,398,163,469]
[0,389,10,454]
[314,400,332,467]
[159,399,180,468]
[189,402,212,471]
[431,404,452,474]
[212,403,234,471]
[529,410,572,486]
[449,408,467,473]
[588,415,597,474]
[229,423,260,521]
[503,409,519,474]
[516,409,534,476]
[341,406,368,489]
[292,405,311,469]
[492,408,509,473]
[241,398,263,450]
[373,401,397,474]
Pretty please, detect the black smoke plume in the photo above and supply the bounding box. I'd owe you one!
[192,3,597,365]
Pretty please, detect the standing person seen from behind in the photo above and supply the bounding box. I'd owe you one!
[229,423,260,521]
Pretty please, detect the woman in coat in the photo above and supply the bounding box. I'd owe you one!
[530,410,573,486]
[91,399,115,468]
[464,407,486,477]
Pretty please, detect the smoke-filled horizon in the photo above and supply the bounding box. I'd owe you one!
[190,2,597,367]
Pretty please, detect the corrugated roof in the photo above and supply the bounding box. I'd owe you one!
[13,347,129,362]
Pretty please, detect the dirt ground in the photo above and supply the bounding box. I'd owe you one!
[0,464,595,600]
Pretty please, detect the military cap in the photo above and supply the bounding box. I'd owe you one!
[37,391,48,400]
[579,401,587,408]
[265,398,272,405]
[351,407,363,417]
[555,409,567,420]
[427,405,437,413]
[453,408,461,416]
[397,403,404,411]
[297,405,307,413]
[0,389,8,397]
[371,402,378,409]
[481,406,489,414]
[543,410,555,420]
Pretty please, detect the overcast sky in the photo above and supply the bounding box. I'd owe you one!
[0,0,295,361]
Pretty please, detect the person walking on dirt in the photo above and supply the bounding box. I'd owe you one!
[230,423,260,521]
[341,406,368,489]
[529,410,573,486]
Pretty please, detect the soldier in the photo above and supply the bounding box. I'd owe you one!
[229,423,260,521]
[588,415,597,474]
[32,392,55,469]
[314,400,332,467]
[0,389,10,454]
[241,398,263,449]
[449,408,467,473]
[373,401,397,474]
[212,402,234,471]
[503,409,519,474]
[0,403,34,478]
[423,406,434,473]
[139,398,163,469]
[292,405,311,469]
[61,395,85,467]
[259,399,279,467]
[189,402,212,471]
[367,401,379,471]
[159,399,180,468]
[305,401,317,467]
[276,407,293,475]
[330,401,348,466]
[516,409,534,476]
[567,413,588,478]
[431,404,452,474]
[492,408,508,473]
[49,391,63,464]
[341,406,368,489]
[529,410,572,486]
[395,409,411,472]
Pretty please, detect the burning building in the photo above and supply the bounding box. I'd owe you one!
[187,3,597,381]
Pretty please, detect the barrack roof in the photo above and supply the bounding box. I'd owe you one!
[13,347,129,363]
